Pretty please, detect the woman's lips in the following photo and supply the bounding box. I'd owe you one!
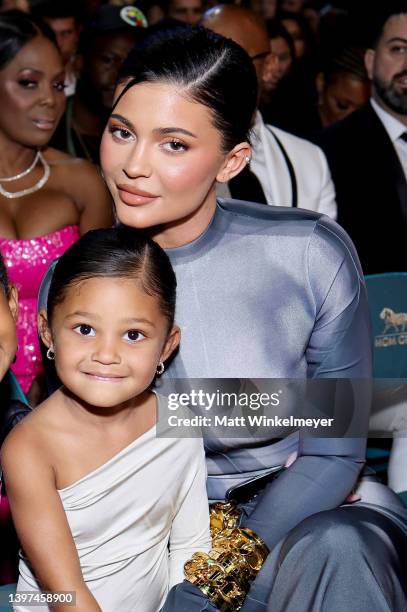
[117,184,159,206]
[32,118,56,131]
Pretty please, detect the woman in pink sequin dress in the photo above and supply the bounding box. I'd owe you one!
[0,12,113,400]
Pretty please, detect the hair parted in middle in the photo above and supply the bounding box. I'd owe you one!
[47,226,177,330]
[115,25,258,152]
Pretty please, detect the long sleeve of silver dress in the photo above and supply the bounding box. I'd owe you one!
[163,198,385,549]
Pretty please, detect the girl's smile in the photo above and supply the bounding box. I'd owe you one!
[41,276,179,410]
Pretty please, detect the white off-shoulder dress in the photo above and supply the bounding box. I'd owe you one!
[15,394,210,612]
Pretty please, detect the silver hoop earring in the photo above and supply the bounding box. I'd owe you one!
[156,362,165,375]
[46,348,55,361]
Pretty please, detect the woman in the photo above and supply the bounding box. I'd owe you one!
[260,19,295,110]
[0,11,113,401]
[100,26,407,612]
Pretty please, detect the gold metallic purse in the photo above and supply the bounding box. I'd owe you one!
[184,502,269,611]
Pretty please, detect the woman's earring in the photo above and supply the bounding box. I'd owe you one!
[46,348,55,361]
[156,362,165,375]
[245,155,251,165]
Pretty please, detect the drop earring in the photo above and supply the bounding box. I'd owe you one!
[46,348,55,360]
[156,362,165,375]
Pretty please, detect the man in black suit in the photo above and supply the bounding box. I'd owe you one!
[316,2,407,274]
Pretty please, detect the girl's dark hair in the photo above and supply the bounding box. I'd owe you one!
[116,25,258,152]
[48,226,177,330]
[0,252,9,297]
[0,9,57,71]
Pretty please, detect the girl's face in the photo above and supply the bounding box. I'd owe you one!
[40,277,179,409]
[100,82,248,246]
[0,36,66,148]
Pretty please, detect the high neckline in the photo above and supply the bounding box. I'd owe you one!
[164,200,224,261]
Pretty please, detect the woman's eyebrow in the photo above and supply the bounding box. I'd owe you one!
[110,113,135,130]
[153,127,197,138]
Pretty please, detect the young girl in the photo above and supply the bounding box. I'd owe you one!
[1,226,210,611]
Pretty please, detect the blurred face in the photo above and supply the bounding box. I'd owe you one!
[0,286,18,382]
[84,31,136,109]
[44,17,79,63]
[168,0,203,25]
[0,0,29,11]
[319,73,370,127]
[262,0,277,20]
[281,0,304,12]
[0,36,66,148]
[365,14,407,117]
[42,277,178,409]
[204,16,270,98]
[281,18,306,59]
[100,82,236,244]
[270,36,293,83]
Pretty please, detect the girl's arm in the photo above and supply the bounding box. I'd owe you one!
[168,441,211,588]
[1,424,101,612]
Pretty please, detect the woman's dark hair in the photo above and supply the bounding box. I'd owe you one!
[116,25,258,152]
[0,9,57,71]
[277,10,314,54]
[323,46,368,85]
[0,251,9,297]
[266,19,295,62]
[48,226,177,330]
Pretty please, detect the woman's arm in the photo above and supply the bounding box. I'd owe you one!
[1,424,101,611]
[243,216,372,548]
[168,441,211,588]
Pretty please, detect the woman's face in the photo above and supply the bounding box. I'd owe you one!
[0,36,66,148]
[100,82,233,243]
[271,36,293,84]
[319,73,370,127]
[281,18,306,59]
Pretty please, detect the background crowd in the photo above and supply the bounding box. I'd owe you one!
[0,0,406,602]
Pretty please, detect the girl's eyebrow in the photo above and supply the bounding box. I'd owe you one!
[65,312,156,327]
[109,114,196,138]
[66,311,98,319]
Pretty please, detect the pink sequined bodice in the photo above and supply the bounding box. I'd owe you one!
[0,225,80,393]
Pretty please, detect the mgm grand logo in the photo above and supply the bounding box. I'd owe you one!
[375,307,407,347]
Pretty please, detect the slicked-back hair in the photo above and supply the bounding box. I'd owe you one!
[0,9,57,71]
[47,226,177,331]
[116,25,258,152]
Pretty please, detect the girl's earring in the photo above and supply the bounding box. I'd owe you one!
[156,362,165,375]
[46,348,55,361]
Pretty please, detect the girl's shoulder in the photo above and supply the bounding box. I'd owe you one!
[1,391,66,468]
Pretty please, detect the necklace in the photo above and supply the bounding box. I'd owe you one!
[0,151,50,199]
[0,150,40,182]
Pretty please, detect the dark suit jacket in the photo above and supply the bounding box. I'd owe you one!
[315,103,407,274]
